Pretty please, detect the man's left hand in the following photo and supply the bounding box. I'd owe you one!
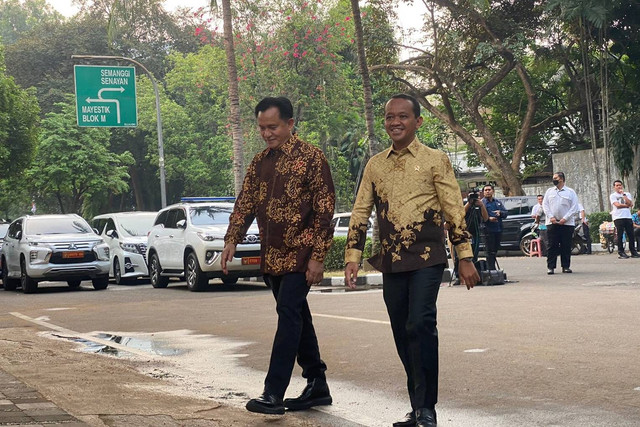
[306,259,324,287]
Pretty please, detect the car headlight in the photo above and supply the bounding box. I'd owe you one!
[93,243,110,261]
[196,232,225,242]
[29,246,52,264]
[119,242,140,254]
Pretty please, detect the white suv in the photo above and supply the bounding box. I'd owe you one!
[1,214,110,293]
[146,198,261,291]
[92,212,156,285]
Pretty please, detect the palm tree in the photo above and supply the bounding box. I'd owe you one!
[214,0,244,196]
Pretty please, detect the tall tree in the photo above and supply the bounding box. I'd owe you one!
[28,98,133,216]
[0,44,39,181]
[219,0,245,196]
[370,0,582,195]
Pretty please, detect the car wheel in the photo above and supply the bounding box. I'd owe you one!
[92,276,109,290]
[221,277,238,284]
[149,253,169,288]
[113,258,134,285]
[2,258,19,291]
[185,252,208,291]
[67,280,82,289]
[20,258,38,294]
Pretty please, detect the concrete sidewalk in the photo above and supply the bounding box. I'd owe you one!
[0,369,86,426]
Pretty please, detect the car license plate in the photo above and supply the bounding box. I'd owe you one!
[241,256,260,265]
[62,251,84,259]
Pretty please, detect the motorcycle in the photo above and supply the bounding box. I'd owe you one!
[520,223,588,256]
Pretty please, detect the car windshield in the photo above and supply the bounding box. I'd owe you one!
[26,217,93,235]
[190,206,233,226]
[118,215,156,237]
[0,224,9,239]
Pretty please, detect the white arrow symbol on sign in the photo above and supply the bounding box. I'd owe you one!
[85,87,125,123]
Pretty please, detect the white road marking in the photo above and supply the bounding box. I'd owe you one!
[33,316,50,321]
[464,348,489,353]
[314,313,390,325]
[44,308,74,311]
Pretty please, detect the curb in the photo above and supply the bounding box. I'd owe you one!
[318,268,454,287]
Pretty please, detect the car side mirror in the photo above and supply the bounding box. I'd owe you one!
[106,229,118,238]
[176,219,186,229]
[15,230,22,240]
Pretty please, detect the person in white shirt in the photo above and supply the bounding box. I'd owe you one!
[609,180,639,259]
[542,172,579,274]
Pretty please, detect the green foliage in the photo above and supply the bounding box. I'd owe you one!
[0,45,40,181]
[587,211,612,243]
[325,236,372,271]
[27,98,133,216]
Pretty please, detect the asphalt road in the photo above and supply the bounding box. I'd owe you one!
[1,252,640,426]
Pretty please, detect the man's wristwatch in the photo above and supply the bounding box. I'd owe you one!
[460,257,473,263]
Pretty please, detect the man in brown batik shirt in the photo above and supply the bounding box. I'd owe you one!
[344,94,479,427]
[222,97,335,415]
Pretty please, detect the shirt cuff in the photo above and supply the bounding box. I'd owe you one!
[345,248,363,265]
[454,242,473,260]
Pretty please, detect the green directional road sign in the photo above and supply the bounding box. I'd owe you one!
[74,65,137,127]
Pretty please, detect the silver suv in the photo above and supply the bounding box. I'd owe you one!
[1,215,110,293]
[146,198,261,291]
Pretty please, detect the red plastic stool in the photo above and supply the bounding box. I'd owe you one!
[529,238,542,257]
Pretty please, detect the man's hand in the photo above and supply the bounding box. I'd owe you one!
[559,218,566,225]
[306,259,324,287]
[489,217,498,222]
[344,262,359,289]
[221,243,236,275]
[550,216,557,224]
[458,260,479,290]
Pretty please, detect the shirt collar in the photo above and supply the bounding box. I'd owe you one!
[267,134,299,157]
[385,137,421,158]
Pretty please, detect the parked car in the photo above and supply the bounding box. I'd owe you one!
[331,212,374,238]
[92,212,156,285]
[1,215,110,293]
[146,198,261,291]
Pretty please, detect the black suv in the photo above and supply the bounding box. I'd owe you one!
[477,196,538,251]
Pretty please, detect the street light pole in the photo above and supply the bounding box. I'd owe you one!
[71,55,167,208]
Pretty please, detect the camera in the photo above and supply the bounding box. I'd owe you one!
[468,189,480,201]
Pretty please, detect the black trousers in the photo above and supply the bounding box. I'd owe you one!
[635,228,640,251]
[614,218,638,255]
[547,224,574,269]
[484,231,502,270]
[383,265,445,411]
[263,273,327,398]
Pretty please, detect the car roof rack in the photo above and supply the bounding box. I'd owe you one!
[180,196,236,203]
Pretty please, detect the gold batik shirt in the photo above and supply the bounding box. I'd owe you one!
[345,138,472,273]
[225,134,335,276]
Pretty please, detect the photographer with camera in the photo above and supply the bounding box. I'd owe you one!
[452,189,488,285]
[464,189,489,261]
[482,184,508,270]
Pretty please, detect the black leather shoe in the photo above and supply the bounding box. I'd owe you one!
[392,411,416,427]
[562,268,572,273]
[547,268,554,275]
[415,408,437,426]
[246,393,285,415]
[619,252,629,259]
[631,253,640,258]
[283,378,332,411]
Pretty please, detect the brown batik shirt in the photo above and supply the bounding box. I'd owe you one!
[345,138,472,273]
[224,134,335,276]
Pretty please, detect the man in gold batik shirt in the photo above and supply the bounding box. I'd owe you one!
[344,94,479,427]
[223,97,335,416]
